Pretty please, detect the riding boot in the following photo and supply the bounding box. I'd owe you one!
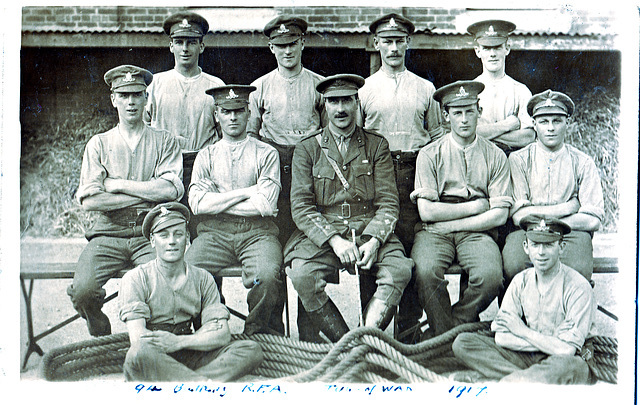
[363,297,396,331]
[307,298,349,343]
[297,298,323,343]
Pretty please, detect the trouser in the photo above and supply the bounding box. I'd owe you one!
[185,215,285,336]
[411,230,503,336]
[502,229,594,283]
[287,233,412,313]
[452,332,590,384]
[67,234,155,332]
[124,339,263,382]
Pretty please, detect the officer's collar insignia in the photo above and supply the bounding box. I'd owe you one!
[388,18,398,28]
[543,98,556,107]
[277,24,290,34]
[485,25,498,36]
[159,206,170,217]
[226,89,239,99]
[179,19,191,28]
[456,86,469,98]
[532,219,550,232]
[123,72,135,83]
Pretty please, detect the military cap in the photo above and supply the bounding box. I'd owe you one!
[520,215,571,243]
[316,74,365,98]
[369,13,415,37]
[264,15,308,45]
[206,85,256,109]
[103,65,153,93]
[163,11,209,38]
[467,19,516,46]
[142,202,190,240]
[527,89,575,118]
[433,80,485,107]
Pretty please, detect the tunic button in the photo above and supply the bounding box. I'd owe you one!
[343,220,348,225]
[367,172,371,175]
[342,166,347,170]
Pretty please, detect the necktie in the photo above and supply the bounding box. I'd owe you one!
[339,136,348,160]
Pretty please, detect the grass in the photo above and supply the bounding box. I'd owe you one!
[20,89,620,237]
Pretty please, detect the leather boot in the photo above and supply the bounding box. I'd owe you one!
[363,297,396,331]
[297,298,324,343]
[307,299,349,343]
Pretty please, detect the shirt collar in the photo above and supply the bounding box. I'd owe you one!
[447,131,478,150]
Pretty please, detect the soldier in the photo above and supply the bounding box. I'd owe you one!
[358,13,444,342]
[285,74,413,342]
[144,11,225,228]
[185,85,285,336]
[453,216,595,384]
[120,202,263,381]
[68,65,184,336]
[467,20,535,155]
[411,80,512,338]
[502,90,604,283]
[247,15,326,341]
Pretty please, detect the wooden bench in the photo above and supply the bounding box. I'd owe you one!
[20,263,290,370]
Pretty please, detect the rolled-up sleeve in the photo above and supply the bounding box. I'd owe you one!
[576,157,605,222]
[156,132,184,201]
[250,146,281,217]
[508,151,532,214]
[118,269,151,323]
[187,149,217,215]
[555,280,596,350]
[488,149,514,209]
[76,137,107,204]
[410,147,439,203]
[199,271,231,324]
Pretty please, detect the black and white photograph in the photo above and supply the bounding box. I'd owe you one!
[2,1,638,403]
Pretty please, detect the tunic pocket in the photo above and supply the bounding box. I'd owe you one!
[352,163,374,199]
[312,165,336,205]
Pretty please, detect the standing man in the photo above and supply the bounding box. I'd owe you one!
[502,90,604,283]
[285,74,413,342]
[452,216,595,384]
[247,15,326,341]
[144,11,225,218]
[411,80,513,338]
[185,85,286,336]
[68,65,184,336]
[467,20,535,155]
[120,202,263,382]
[358,13,444,341]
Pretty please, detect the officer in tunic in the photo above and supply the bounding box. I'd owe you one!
[69,65,184,336]
[247,15,327,342]
[358,13,444,342]
[467,20,535,155]
[284,74,413,342]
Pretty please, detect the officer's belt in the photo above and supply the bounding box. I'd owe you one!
[318,201,373,218]
[147,319,193,336]
[390,150,418,164]
[101,207,150,228]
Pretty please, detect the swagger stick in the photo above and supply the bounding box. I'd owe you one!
[352,229,364,327]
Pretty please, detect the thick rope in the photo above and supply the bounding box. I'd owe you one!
[40,323,618,384]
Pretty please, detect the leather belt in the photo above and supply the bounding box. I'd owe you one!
[147,320,193,335]
[391,150,418,164]
[102,208,149,228]
[318,201,373,219]
[201,213,261,224]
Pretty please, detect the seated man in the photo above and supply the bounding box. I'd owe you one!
[502,90,604,283]
[68,65,184,336]
[185,85,286,336]
[452,215,596,384]
[285,74,413,342]
[120,202,263,381]
[411,80,513,338]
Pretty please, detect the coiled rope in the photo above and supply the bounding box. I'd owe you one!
[40,322,617,384]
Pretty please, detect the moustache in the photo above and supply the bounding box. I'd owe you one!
[334,113,349,118]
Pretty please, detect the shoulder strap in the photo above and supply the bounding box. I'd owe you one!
[315,133,360,200]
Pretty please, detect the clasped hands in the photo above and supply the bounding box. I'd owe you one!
[328,234,380,271]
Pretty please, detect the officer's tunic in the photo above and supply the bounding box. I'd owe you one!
[69,125,183,318]
[185,136,285,336]
[284,126,413,312]
[502,141,605,281]
[452,263,595,384]
[410,132,513,335]
[119,259,263,381]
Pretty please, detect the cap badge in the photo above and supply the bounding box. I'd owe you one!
[226,89,239,99]
[485,25,498,36]
[532,219,550,232]
[179,19,191,28]
[456,86,469,98]
[123,72,135,83]
[543,98,556,107]
[388,18,398,28]
[277,24,290,34]
[159,206,170,217]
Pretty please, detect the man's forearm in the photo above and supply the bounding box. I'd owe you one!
[512,200,580,225]
[418,199,488,223]
[490,128,536,148]
[109,178,178,202]
[438,207,508,233]
[191,187,253,215]
[81,192,145,212]
[476,116,520,140]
